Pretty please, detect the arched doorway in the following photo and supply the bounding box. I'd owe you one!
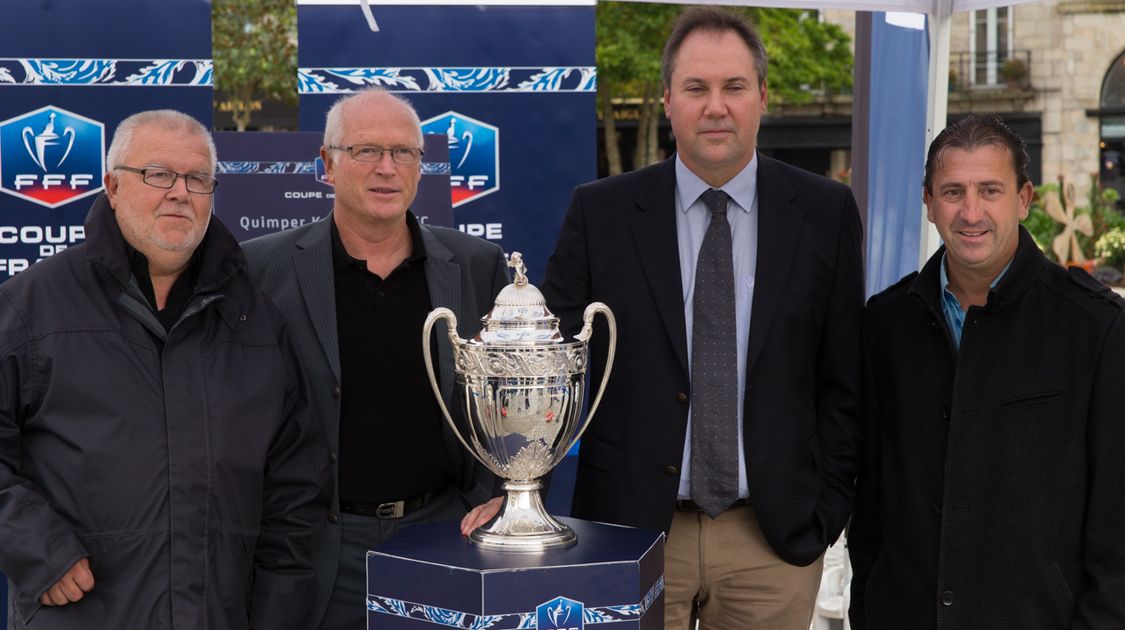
[1100,49,1125,208]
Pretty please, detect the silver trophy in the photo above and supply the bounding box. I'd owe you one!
[422,252,616,552]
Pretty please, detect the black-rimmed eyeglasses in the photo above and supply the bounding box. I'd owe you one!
[327,145,424,165]
[115,166,219,194]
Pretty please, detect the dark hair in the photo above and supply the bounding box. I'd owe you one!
[661,6,768,89]
[924,115,1031,194]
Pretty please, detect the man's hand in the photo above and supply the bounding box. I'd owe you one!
[461,497,503,536]
[40,557,94,606]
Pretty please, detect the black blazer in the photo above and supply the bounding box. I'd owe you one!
[242,214,508,628]
[541,155,864,566]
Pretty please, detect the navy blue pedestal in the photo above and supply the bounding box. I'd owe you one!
[367,517,664,629]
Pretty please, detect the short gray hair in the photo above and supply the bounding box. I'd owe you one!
[322,87,424,154]
[105,110,217,174]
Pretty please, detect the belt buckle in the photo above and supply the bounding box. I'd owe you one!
[375,500,404,519]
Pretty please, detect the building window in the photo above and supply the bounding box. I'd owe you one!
[969,6,1012,86]
[1101,50,1125,207]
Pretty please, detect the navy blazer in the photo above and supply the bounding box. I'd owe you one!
[541,155,864,566]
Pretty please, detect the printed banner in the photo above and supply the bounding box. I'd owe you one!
[214,132,452,241]
[0,0,213,280]
[296,1,596,283]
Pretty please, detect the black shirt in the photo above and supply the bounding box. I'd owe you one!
[126,241,201,332]
[332,214,453,504]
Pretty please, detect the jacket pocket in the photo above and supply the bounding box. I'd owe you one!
[76,530,162,588]
[578,433,618,474]
[1044,562,1078,624]
[998,390,1062,410]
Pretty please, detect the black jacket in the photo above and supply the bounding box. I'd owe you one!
[0,194,332,630]
[850,227,1125,629]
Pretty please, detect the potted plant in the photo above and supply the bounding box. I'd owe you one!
[1000,58,1027,90]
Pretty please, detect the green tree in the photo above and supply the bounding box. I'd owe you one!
[596,2,679,175]
[596,4,854,175]
[212,0,297,131]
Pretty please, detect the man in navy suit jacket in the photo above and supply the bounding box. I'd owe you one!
[537,7,863,629]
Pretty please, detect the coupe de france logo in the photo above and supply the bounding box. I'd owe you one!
[0,105,105,209]
[537,596,583,630]
[420,111,498,208]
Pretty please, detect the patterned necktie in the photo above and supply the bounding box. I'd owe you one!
[690,188,739,518]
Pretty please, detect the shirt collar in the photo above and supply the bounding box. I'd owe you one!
[675,152,758,215]
[331,211,428,272]
[939,252,1014,308]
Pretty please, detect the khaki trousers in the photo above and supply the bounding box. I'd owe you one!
[665,504,824,630]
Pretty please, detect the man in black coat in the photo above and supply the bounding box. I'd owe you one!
[483,7,865,629]
[0,110,331,629]
[849,115,1125,628]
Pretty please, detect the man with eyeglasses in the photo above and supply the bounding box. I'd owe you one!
[0,109,332,630]
[243,88,508,630]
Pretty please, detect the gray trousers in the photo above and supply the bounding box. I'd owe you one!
[316,487,467,630]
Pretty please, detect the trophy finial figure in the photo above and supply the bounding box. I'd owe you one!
[508,252,528,287]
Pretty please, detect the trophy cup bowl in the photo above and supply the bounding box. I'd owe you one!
[422,253,615,552]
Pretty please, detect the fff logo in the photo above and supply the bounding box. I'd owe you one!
[420,111,499,208]
[536,596,583,630]
[0,105,105,209]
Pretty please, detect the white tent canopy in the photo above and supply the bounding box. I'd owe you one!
[611,0,1034,12]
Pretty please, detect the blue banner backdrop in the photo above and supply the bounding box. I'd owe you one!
[0,2,212,624]
[296,0,596,284]
[0,0,213,281]
[213,132,453,241]
[864,12,929,296]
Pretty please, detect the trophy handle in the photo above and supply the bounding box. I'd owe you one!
[562,301,617,455]
[422,308,494,472]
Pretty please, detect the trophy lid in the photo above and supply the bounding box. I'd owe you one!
[475,252,564,344]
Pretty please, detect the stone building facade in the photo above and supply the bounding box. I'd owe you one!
[823,2,1125,203]
[945,0,1125,203]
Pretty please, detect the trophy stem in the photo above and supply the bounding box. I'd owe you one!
[469,479,576,552]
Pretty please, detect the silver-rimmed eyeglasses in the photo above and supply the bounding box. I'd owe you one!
[115,166,219,194]
[327,144,424,165]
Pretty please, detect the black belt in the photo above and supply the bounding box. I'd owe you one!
[676,498,749,513]
[340,490,439,519]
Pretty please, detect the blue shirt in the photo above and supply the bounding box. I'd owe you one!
[939,254,1012,350]
[674,154,759,500]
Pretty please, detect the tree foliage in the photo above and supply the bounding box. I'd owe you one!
[595,3,854,174]
[212,0,297,131]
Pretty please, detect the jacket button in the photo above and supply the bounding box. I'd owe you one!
[328,511,339,524]
[664,466,679,476]
[329,450,338,463]
[941,591,954,606]
[332,385,342,399]
[676,392,689,404]
[941,406,950,421]
[238,314,247,322]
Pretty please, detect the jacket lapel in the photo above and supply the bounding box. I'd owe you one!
[629,158,689,378]
[747,156,803,372]
[420,225,462,414]
[294,217,342,382]
[419,224,474,477]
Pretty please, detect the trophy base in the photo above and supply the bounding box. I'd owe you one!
[470,479,576,552]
